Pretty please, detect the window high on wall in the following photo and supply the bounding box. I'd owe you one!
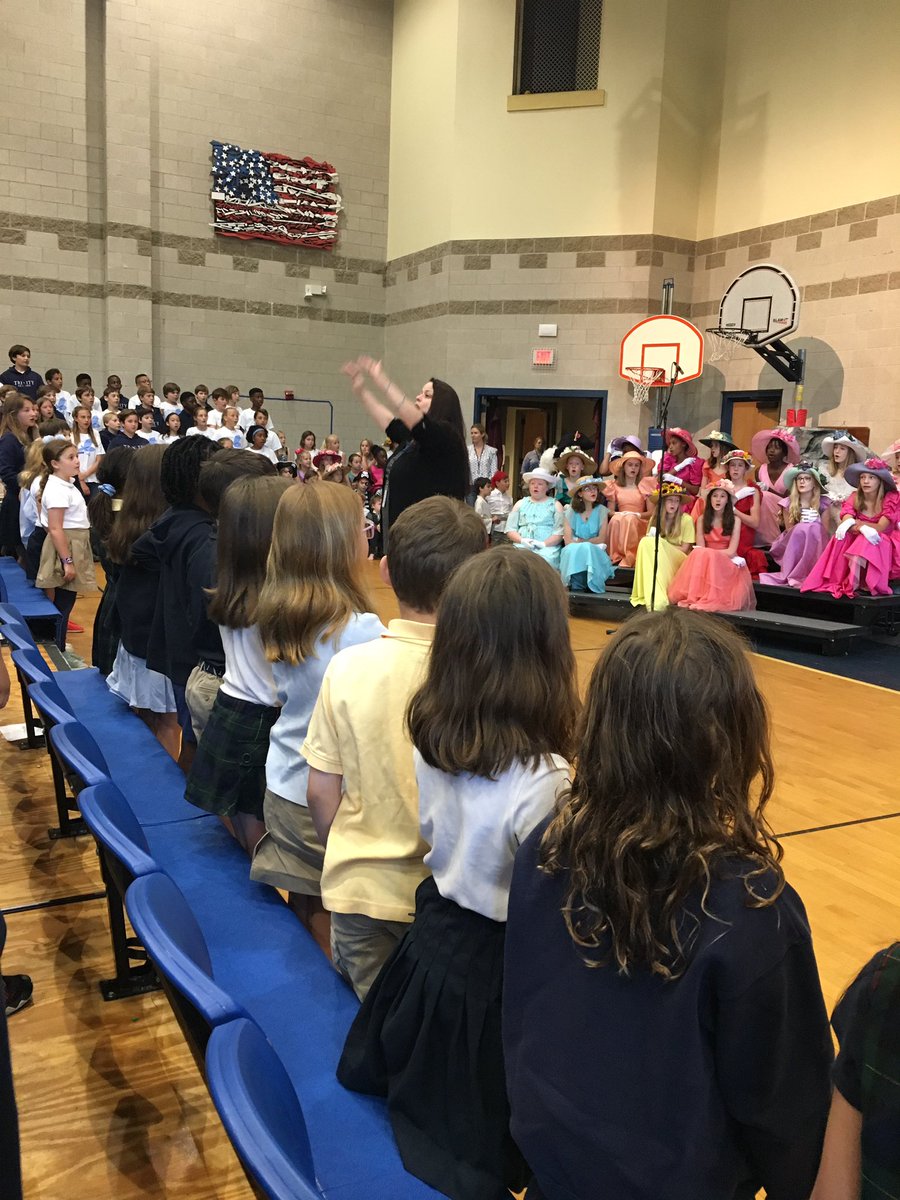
[514,0,602,95]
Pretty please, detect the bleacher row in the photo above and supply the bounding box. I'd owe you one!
[0,558,440,1200]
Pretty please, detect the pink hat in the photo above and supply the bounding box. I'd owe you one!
[750,428,800,466]
[845,457,897,493]
[663,427,697,458]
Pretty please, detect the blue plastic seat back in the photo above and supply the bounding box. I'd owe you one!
[49,719,110,788]
[28,681,75,730]
[0,602,29,633]
[0,572,7,604]
[1,620,38,654]
[125,873,242,1028]
[9,645,53,687]
[206,1018,321,1200]
[77,781,157,878]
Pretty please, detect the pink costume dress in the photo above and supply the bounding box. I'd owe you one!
[760,497,832,588]
[667,525,756,612]
[689,463,726,523]
[754,464,790,546]
[661,453,703,512]
[801,492,900,598]
[603,481,652,567]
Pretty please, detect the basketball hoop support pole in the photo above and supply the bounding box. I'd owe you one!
[648,367,679,612]
[749,338,804,384]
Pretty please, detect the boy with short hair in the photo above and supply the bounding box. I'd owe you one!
[240,387,272,431]
[207,388,229,428]
[305,496,487,999]
[160,382,182,420]
[45,368,73,418]
[0,345,43,397]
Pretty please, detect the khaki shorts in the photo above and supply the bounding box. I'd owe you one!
[184,663,223,742]
[330,911,409,1001]
[250,788,325,896]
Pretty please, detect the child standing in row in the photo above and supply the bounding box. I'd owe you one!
[34,438,97,648]
[760,463,833,589]
[630,482,695,611]
[72,405,104,498]
[338,548,576,1200]
[559,476,614,594]
[668,486,756,612]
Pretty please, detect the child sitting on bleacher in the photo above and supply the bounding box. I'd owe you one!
[304,496,486,999]
[338,547,575,1200]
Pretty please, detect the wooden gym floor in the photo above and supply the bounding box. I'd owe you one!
[1,560,898,1198]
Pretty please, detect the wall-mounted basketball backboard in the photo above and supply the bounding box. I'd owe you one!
[717,264,799,346]
[618,315,704,387]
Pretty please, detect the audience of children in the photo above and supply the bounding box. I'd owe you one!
[558,475,614,594]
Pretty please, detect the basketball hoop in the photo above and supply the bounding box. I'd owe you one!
[705,327,753,362]
[624,366,665,406]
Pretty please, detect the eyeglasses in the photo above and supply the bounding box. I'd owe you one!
[363,520,375,539]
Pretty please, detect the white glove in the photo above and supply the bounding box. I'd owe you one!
[859,524,881,545]
[730,556,746,568]
[651,527,661,536]
[834,517,855,541]
[597,542,607,551]
[799,507,819,523]
[663,473,679,483]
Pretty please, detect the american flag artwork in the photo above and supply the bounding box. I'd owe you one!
[210,140,342,249]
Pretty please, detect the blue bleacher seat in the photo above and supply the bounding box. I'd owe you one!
[125,874,439,1198]
[0,558,62,631]
[206,1017,322,1200]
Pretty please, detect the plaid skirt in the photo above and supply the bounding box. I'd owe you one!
[184,689,279,819]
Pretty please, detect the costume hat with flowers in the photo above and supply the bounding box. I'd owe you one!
[845,457,897,493]
[651,480,690,503]
[554,445,597,475]
[720,449,755,472]
[612,449,653,480]
[822,433,867,464]
[880,439,900,462]
[566,474,604,498]
[662,427,698,458]
[782,461,830,493]
[750,427,800,466]
[523,467,558,488]
[699,430,738,451]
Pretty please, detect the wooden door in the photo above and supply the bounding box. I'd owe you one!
[730,398,781,452]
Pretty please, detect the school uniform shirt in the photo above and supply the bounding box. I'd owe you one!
[487,487,513,532]
[139,429,163,444]
[417,754,569,922]
[239,406,274,431]
[206,408,228,428]
[247,445,278,463]
[212,427,245,448]
[185,426,216,439]
[30,478,46,529]
[107,431,150,451]
[503,829,834,1200]
[0,366,43,398]
[41,474,90,529]
[18,480,38,543]
[303,619,435,923]
[246,428,281,454]
[53,390,74,418]
[266,612,387,806]
[159,400,182,421]
[127,392,162,409]
[219,626,278,707]
[75,434,104,481]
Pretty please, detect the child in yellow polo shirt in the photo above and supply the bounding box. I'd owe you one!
[304,496,487,999]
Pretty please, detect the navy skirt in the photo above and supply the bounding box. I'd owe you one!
[184,690,279,819]
[337,875,528,1200]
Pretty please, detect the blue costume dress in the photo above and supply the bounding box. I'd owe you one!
[559,507,615,593]
[507,497,564,568]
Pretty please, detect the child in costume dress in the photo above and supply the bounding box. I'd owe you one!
[668,486,756,612]
[750,428,800,546]
[760,463,832,588]
[559,476,615,594]
[822,433,867,507]
[660,427,703,508]
[720,450,768,578]
[337,548,575,1200]
[596,434,645,478]
[801,458,900,598]
[553,445,596,508]
[506,468,565,568]
[630,482,695,611]
[690,430,736,521]
[603,450,653,567]
[879,438,900,492]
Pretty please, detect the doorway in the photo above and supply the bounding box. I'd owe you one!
[720,390,783,450]
[473,388,606,476]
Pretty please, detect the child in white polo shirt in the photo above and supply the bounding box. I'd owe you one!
[304,496,487,999]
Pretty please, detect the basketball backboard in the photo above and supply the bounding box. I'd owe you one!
[717,264,799,346]
[618,315,704,386]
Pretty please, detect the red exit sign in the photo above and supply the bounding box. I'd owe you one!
[532,347,556,367]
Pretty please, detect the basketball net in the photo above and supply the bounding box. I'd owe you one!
[624,366,665,407]
[705,327,752,363]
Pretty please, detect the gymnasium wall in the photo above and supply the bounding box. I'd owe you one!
[0,0,393,448]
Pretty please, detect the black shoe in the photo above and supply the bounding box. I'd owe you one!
[3,974,33,1017]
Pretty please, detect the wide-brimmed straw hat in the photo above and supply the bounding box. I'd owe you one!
[567,474,604,497]
[523,467,558,488]
[663,427,697,458]
[720,449,755,472]
[750,427,800,466]
[821,433,867,463]
[845,457,897,492]
[554,445,597,475]
[612,449,653,478]
[782,461,830,493]
[699,430,738,451]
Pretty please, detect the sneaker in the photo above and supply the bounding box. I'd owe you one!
[3,974,33,1017]
[67,620,84,633]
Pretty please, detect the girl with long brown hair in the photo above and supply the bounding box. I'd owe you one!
[504,607,833,1200]
[250,483,384,944]
[0,393,38,557]
[338,546,576,1200]
[667,485,756,611]
[184,474,291,853]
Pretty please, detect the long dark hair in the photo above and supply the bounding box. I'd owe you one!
[407,546,576,777]
[429,377,465,442]
[540,608,782,980]
[702,488,735,535]
[207,475,291,628]
[107,445,168,565]
[87,448,137,541]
